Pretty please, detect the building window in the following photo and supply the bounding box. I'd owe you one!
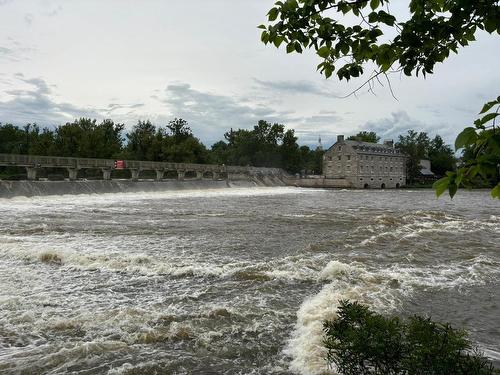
[338,156,341,160]
[347,155,351,160]
[371,156,373,160]
[390,167,393,172]
[360,178,363,181]
[339,146,342,151]
[360,166,363,171]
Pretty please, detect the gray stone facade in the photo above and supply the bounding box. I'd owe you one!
[323,135,407,188]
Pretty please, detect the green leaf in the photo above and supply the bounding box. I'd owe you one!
[370,0,380,10]
[286,43,295,54]
[274,36,284,48]
[317,46,330,58]
[268,8,279,21]
[324,65,333,78]
[448,183,458,199]
[257,24,266,30]
[455,127,477,150]
[492,183,500,199]
[433,177,450,198]
[479,100,498,114]
[479,112,499,125]
[261,31,269,44]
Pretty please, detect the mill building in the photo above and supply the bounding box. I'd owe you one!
[323,135,407,189]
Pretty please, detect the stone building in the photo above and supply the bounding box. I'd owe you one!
[323,135,407,188]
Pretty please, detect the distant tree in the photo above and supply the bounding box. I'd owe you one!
[167,118,192,142]
[428,135,456,177]
[0,123,29,154]
[28,127,56,156]
[347,131,380,143]
[126,120,157,160]
[396,130,430,184]
[210,140,230,165]
[280,129,302,173]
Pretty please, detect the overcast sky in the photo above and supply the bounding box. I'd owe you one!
[1,0,498,148]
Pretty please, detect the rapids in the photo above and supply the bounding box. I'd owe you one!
[0,187,498,374]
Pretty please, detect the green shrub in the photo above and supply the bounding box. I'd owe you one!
[324,300,498,375]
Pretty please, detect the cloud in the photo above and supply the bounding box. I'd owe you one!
[163,82,293,145]
[0,40,36,62]
[24,13,34,25]
[253,78,339,97]
[359,111,457,144]
[0,76,99,126]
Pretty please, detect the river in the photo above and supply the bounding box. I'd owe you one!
[0,187,498,374]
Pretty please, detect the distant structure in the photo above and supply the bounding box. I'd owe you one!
[418,159,436,182]
[323,135,407,188]
[316,136,323,151]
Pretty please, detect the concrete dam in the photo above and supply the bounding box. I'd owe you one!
[0,153,291,197]
[0,153,369,197]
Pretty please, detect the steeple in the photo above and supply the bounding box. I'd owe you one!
[317,136,323,151]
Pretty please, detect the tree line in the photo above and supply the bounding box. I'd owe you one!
[0,118,323,175]
[1,118,459,181]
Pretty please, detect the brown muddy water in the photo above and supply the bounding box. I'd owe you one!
[0,187,499,374]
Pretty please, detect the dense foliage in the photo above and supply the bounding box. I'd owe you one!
[0,118,323,175]
[395,131,455,183]
[347,131,380,143]
[324,300,498,375]
[434,98,500,198]
[260,0,499,197]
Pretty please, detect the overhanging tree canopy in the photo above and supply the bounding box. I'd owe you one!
[260,0,500,197]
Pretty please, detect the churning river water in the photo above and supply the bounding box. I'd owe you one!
[0,187,499,374]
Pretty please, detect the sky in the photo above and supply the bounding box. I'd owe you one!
[0,0,499,148]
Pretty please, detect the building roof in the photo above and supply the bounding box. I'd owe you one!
[326,140,404,155]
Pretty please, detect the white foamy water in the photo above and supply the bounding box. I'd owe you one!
[0,188,499,374]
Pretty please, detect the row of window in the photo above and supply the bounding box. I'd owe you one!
[326,155,404,162]
[359,177,404,181]
[338,165,403,173]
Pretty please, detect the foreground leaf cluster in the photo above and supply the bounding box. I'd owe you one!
[324,300,498,375]
[433,97,500,199]
[261,0,499,82]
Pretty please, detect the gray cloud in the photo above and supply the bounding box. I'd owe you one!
[360,111,458,145]
[253,78,339,97]
[0,76,99,126]
[24,13,34,25]
[0,40,36,62]
[163,82,293,145]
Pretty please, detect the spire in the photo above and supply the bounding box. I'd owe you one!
[317,135,323,151]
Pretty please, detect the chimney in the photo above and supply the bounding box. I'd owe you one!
[384,139,394,148]
[337,134,345,142]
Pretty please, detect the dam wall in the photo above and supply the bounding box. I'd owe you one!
[0,177,286,198]
[284,177,352,188]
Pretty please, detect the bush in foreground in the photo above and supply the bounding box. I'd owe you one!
[324,300,498,375]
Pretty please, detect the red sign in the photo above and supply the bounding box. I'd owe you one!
[114,160,126,169]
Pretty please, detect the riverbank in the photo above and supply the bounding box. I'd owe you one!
[0,177,287,198]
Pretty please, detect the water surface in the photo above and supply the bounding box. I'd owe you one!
[0,188,498,374]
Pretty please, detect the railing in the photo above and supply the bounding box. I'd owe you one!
[0,153,288,176]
